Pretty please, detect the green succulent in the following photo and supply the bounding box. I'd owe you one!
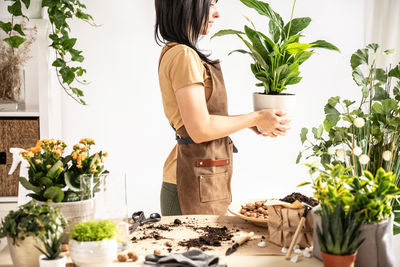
[212,0,340,94]
[70,220,118,242]
[317,203,364,255]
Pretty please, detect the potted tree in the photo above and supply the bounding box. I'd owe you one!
[317,203,364,267]
[0,201,65,267]
[69,220,118,267]
[212,0,340,115]
[19,138,108,239]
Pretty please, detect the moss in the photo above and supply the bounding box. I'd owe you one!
[70,220,118,242]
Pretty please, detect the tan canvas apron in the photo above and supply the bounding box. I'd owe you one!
[159,44,235,215]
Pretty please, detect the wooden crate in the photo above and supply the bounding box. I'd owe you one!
[0,117,40,196]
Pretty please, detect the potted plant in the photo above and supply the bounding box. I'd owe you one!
[0,0,36,111]
[317,203,364,267]
[19,138,108,236]
[300,164,400,267]
[212,0,340,115]
[69,220,118,267]
[1,0,96,105]
[0,201,65,267]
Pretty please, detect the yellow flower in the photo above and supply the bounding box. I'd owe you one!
[90,169,98,173]
[77,165,83,169]
[78,152,87,161]
[46,164,51,169]
[72,151,79,160]
[36,140,42,148]
[104,152,108,157]
[35,159,41,164]
[27,152,34,158]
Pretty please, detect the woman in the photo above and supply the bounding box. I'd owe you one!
[155,0,291,216]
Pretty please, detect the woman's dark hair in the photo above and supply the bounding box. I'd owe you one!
[154,0,218,65]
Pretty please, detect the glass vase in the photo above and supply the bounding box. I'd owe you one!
[0,67,25,111]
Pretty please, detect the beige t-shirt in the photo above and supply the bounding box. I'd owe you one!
[158,44,212,184]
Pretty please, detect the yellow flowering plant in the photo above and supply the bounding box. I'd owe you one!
[19,139,68,202]
[19,138,108,202]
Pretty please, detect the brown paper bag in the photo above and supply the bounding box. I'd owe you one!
[267,206,313,248]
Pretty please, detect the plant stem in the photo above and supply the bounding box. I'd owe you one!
[389,132,398,171]
[286,0,297,39]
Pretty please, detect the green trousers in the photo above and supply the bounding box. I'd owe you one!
[160,182,182,216]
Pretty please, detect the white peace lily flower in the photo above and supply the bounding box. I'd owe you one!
[353,147,362,157]
[336,149,346,159]
[327,146,336,155]
[382,151,392,161]
[359,154,370,165]
[353,117,365,128]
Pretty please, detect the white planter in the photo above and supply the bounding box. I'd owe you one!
[69,239,117,267]
[7,236,43,267]
[39,254,66,267]
[312,207,396,267]
[253,92,296,116]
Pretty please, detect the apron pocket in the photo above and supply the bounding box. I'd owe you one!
[199,172,229,203]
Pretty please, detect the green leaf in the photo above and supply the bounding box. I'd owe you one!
[3,36,26,48]
[240,0,284,28]
[8,1,22,16]
[71,88,84,97]
[47,161,63,179]
[286,43,314,55]
[228,49,250,56]
[388,64,400,79]
[38,177,53,187]
[52,58,65,68]
[351,48,369,69]
[394,224,400,235]
[64,172,81,192]
[381,99,398,114]
[352,68,365,86]
[21,0,31,9]
[371,102,384,114]
[310,40,340,52]
[13,24,25,36]
[328,96,340,107]
[323,119,332,132]
[62,38,77,50]
[362,86,369,98]
[324,104,340,126]
[43,186,64,202]
[294,51,313,65]
[366,43,379,52]
[300,128,308,144]
[19,177,41,194]
[0,21,12,34]
[373,86,389,100]
[211,29,244,39]
[284,17,311,37]
[296,152,302,164]
[59,67,75,85]
[384,49,395,55]
[285,76,302,85]
[269,20,280,43]
[373,68,387,83]
[297,181,311,187]
[244,25,269,60]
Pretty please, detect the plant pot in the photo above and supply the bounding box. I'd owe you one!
[312,207,396,267]
[321,251,357,267]
[7,236,43,267]
[253,92,296,115]
[39,254,66,267]
[69,239,117,267]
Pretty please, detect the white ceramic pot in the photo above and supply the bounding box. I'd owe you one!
[39,254,66,267]
[7,236,43,267]
[253,92,296,116]
[69,239,117,267]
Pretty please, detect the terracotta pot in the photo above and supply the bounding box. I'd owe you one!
[321,251,357,267]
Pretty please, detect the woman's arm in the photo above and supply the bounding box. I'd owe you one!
[175,83,291,143]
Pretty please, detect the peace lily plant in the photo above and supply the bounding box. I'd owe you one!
[212,0,340,95]
[298,43,400,235]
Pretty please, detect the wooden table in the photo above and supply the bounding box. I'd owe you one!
[0,215,323,267]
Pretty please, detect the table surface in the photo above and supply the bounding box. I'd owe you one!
[0,215,323,267]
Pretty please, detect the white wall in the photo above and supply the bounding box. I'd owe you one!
[58,0,366,213]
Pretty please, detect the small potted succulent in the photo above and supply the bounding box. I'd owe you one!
[0,201,65,267]
[37,208,67,267]
[69,220,118,267]
[317,203,364,267]
[212,0,340,115]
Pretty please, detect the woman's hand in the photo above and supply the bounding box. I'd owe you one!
[248,126,278,138]
[255,109,291,136]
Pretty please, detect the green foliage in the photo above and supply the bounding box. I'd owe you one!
[41,0,95,105]
[212,0,339,94]
[70,220,118,242]
[0,0,30,49]
[317,203,364,255]
[306,165,400,224]
[0,201,66,247]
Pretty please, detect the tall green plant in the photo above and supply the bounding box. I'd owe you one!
[298,44,400,233]
[212,0,340,94]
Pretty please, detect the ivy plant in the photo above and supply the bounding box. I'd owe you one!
[41,0,95,105]
[212,0,340,94]
[0,0,30,49]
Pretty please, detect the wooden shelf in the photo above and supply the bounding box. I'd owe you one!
[0,106,39,117]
